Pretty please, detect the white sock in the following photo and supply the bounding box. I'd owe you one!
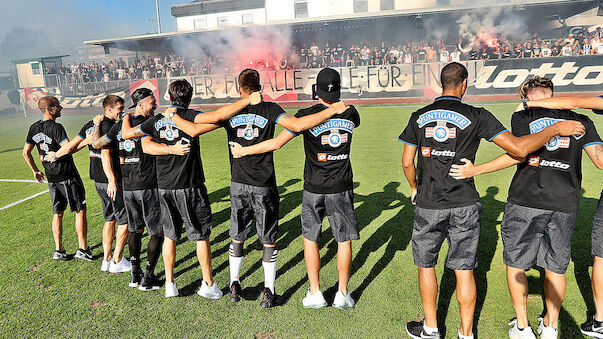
[458,331,473,339]
[228,255,243,285]
[262,251,277,293]
[423,324,438,334]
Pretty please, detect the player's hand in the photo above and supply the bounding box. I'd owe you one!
[410,188,417,205]
[331,101,350,114]
[33,171,45,183]
[554,120,585,136]
[162,107,178,118]
[449,158,476,180]
[170,140,190,156]
[107,179,117,201]
[248,91,262,105]
[229,141,245,158]
[44,151,57,163]
[93,114,104,125]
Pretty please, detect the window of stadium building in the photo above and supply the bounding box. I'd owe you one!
[380,0,394,11]
[218,16,229,28]
[294,0,308,19]
[242,13,253,25]
[354,0,368,12]
[194,18,205,30]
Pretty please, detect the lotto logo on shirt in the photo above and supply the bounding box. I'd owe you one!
[119,157,125,165]
[317,153,327,161]
[421,147,431,157]
[528,156,540,166]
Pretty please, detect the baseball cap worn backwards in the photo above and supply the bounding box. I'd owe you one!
[316,68,341,102]
[129,88,154,109]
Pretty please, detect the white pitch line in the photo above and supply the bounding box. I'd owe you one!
[0,190,49,211]
[0,179,44,183]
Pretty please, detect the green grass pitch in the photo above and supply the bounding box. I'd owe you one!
[0,103,601,338]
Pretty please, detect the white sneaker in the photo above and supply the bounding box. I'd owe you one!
[108,256,132,273]
[508,319,537,339]
[538,317,558,339]
[302,289,327,309]
[100,259,110,272]
[197,279,223,299]
[165,282,179,298]
[332,291,355,309]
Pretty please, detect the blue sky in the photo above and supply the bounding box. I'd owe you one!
[0,0,186,48]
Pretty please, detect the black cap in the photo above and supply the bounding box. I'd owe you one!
[128,88,154,109]
[316,68,341,102]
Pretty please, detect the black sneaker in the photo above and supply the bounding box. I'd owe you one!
[230,281,241,302]
[581,318,603,338]
[74,248,93,261]
[129,271,143,288]
[138,275,162,291]
[259,288,278,308]
[52,250,69,261]
[405,320,440,339]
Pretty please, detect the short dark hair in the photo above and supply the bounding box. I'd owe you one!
[102,94,124,109]
[440,62,468,90]
[38,96,59,111]
[168,79,193,107]
[518,76,554,100]
[238,69,261,93]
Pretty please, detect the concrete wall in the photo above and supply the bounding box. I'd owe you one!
[16,63,44,88]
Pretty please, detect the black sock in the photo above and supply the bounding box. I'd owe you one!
[145,235,163,278]
[128,232,142,272]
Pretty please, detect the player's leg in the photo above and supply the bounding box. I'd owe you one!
[110,187,131,271]
[52,212,65,252]
[537,210,576,337]
[501,203,546,337]
[406,207,447,338]
[181,185,221,299]
[96,182,115,266]
[75,210,87,251]
[584,192,603,338]
[447,202,481,337]
[138,188,164,291]
[228,182,253,300]
[158,188,182,297]
[102,220,116,262]
[325,190,359,309]
[300,190,328,308]
[67,176,88,253]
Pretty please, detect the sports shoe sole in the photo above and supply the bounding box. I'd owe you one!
[581,329,603,339]
[74,254,93,261]
[332,303,353,310]
[302,302,327,309]
[139,285,161,292]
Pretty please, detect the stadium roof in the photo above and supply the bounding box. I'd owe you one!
[10,55,70,64]
[84,0,599,51]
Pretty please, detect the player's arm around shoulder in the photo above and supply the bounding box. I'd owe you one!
[229,129,295,158]
[191,91,261,124]
[277,101,349,132]
[582,115,603,170]
[122,113,148,139]
[140,136,190,156]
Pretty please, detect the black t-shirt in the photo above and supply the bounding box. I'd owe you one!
[398,96,507,209]
[417,50,427,62]
[295,104,360,194]
[26,119,79,183]
[106,115,157,191]
[140,108,205,190]
[507,108,602,213]
[551,46,560,56]
[78,118,120,183]
[220,102,286,187]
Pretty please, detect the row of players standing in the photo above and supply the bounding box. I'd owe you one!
[23,68,360,308]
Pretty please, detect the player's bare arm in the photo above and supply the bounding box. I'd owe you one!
[449,154,524,180]
[491,121,585,158]
[100,149,118,201]
[277,101,349,132]
[401,143,417,204]
[121,113,147,139]
[585,144,603,170]
[516,96,603,112]
[90,114,112,149]
[22,143,45,183]
[47,132,92,162]
[229,129,295,158]
[140,136,190,156]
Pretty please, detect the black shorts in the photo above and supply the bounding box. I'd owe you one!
[501,203,577,274]
[301,189,359,243]
[229,182,279,245]
[412,202,482,270]
[158,186,212,241]
[94,182,128,224]
[48,176,86,214]
[591,190,603,258]
[123,189,162,235]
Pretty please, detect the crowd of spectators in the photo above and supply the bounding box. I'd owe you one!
[46,27,603,85]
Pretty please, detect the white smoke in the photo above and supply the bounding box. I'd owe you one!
[457,7,529,52]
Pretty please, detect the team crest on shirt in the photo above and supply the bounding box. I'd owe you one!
[85,127,95,136]
[155,118,180,141]
[529,118,581,151]
[230,114,268,141]
[119,139,136,152]
[417,110,471,142]
[310,119,354,148]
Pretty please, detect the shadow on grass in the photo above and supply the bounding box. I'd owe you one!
[436,186,503,338]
